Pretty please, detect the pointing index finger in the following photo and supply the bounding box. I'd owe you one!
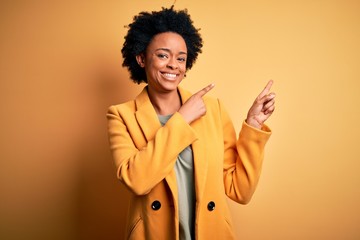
[195,83,215,97]
[258,80,273,99]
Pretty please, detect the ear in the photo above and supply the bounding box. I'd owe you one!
[136,54,145,68]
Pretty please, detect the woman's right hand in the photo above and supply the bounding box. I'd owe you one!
[178,83,215,124]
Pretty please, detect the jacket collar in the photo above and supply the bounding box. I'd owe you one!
[134,86,161,142]
[133,86,195,141]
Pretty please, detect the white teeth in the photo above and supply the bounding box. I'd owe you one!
[163,73,177,79]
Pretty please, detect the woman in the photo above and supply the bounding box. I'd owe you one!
[107,7,275,240]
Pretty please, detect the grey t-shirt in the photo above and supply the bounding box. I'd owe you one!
[158,114,195,240]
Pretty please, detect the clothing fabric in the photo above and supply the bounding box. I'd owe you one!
[107,86,271,240]
[159,114,195,240]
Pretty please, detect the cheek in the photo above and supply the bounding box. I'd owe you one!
[152,60,167,71]
[179,62,187,71]
[145,56,164,69]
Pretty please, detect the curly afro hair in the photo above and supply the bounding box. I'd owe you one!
[121,6,203,84]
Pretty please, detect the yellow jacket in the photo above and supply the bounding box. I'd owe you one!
[107,86,271,240]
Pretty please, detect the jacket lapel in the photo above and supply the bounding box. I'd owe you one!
[134,87,161,142]
[134,87,179,208]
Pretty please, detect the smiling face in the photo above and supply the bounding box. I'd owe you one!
[137,32,187,94]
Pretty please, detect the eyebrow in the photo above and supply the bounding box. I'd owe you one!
[155,48,187,55]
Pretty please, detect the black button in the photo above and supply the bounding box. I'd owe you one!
[207,201,215,211]
[151,200,161,210]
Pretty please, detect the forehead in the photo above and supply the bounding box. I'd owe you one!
[147,32,187,52]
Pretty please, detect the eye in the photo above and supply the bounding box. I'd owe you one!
[178,57,186,62]
[157,53,168,59]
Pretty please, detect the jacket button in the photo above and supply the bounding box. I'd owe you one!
[207,201,215,211]
[151,200,161,211]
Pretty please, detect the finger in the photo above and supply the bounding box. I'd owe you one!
[263,99,275,111]
[257,92,276,105]
[264,105,275,115]
[258,80,273,99]
[195,83,215,97]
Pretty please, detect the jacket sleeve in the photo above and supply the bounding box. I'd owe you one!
[219,100,271,204]
[107,106,198,196]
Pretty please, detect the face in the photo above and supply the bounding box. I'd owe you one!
[137,32,187,93]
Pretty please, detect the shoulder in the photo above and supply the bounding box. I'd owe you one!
[107,87,147,116]
[107,100,136,118]
[202,95,232,124]
[204,95,220,107]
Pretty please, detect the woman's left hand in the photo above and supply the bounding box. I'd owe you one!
[246,80,276,129]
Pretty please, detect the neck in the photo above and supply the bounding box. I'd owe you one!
[147,87,182,115]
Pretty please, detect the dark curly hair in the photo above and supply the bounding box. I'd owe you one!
[121,6,203,84]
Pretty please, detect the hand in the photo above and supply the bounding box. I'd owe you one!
[178,83,215,124]
[246,80,276,129]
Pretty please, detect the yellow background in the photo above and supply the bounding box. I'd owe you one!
[1,0,359,239]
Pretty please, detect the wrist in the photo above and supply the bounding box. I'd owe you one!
[245,118,262,129]
[178,110,192,124]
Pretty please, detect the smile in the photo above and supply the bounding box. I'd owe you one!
[161,72,178,80]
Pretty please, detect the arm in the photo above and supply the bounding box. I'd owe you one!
[221,100,272,204]
[107,106,198,195]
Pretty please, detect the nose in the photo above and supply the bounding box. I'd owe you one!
[166,57,178,69]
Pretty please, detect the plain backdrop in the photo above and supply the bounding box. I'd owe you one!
[1,0,359,239]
